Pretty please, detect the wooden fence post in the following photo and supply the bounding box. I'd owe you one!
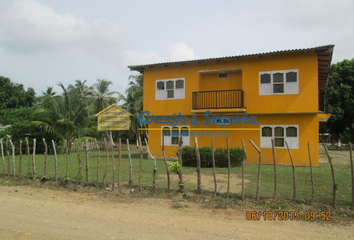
[43,138,48,177]
[118,138,121,189]
[195,137,202,194]
[25,138,30,178]
[84,139,90,185]
[76,145,81,186]
[65,139,69,179]
[6,139,10,177]
[212,138,217,198]
[32,139,36,180]
[103,138,109,189]
[0,138,6,175]
[249,140,262,201]
[271,139,277,200]
[162,133,170,191]
[323,143,337,208]
[349,142,354,210]
[286,141,296,202]
[126,139,133,188]
[226,137,231,199]
[19,140,22,177]
[111,138,115,191]
[138,137,143,191]
[177,136,184,192]
[145,138,157,189]
[308,141,315,203]
[241,139,247,202]
[95,139,100,188]
[9,140,15,177]
[52,140,58,183]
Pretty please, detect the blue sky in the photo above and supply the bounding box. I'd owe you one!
[0,0,353,97]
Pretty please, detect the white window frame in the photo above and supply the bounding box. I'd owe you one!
[260,125,299,149]
[155,78,185,100]
[161,126,190,146]
[259,69,299,95]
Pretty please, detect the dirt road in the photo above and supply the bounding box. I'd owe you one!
[1,185,353,240]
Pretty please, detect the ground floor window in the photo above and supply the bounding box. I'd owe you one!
[260,125,298,149]
[161,126,190,146]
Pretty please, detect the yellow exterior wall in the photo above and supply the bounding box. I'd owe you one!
[200,71,242,91]
[141,50,320,166]
[146,113,319,166]
[143,51,318,116]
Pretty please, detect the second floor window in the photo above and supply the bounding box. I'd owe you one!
[259,70,299,95]
[156,78,185,100]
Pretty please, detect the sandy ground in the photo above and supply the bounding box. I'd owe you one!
[165,173,247,193]
[1,185,354,240]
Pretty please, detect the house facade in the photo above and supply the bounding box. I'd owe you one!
[128,45,334,166]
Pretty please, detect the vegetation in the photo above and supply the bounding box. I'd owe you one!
[118,74,144,139]
[0,75,144,150]
[179,146,244,168]
[325,58,354,143]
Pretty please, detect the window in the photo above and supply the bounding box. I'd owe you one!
[259,70,298,95]
[156,78,185,100]
[260,125,299,149]
[161,126,190,146]
[218,73,228,79]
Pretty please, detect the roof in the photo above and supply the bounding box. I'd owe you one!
[128,44,334,90]
[94,104,132,117]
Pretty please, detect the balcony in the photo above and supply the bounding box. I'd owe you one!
[192,89,244,110]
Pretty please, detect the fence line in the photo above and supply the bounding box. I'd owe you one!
[0,137,353,207]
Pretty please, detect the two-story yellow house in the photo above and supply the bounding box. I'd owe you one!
[128,45,334,166]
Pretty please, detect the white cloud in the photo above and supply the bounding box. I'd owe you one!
[167,43,198,61]
[125,49,162,66]
[0,0,127,63]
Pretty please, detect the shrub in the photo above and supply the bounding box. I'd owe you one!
[178,146,244,168]
[168,161,181,174]
[199,146,213,167]
[179,146,196,167]
[214,147,245,167]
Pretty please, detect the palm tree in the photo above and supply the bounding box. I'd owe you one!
[92,79,118,114]
[91,79,118,145]
[118,74,144,139]
[32,83,91,153]
[68,80,94,103]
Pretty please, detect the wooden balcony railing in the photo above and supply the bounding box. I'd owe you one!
[192,89,244,110]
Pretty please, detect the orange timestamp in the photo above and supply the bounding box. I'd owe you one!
[246,211,332,221]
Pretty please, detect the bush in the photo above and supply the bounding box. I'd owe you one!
[178,146,244,168]
[214,147,245,167]
[199,146,213,167]
[178,146,196,167]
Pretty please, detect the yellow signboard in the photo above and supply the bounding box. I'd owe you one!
[95,104,131,131]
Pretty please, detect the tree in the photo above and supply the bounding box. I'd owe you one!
[326,59,354,143]
[118,74,144,140]
[0,106,59,153]
[32,82,91,152]
[0,76,36,110]
[92,79,117,114]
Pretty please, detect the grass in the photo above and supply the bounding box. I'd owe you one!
[1,146,354,221]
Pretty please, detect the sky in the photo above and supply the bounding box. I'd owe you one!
[0,0,353,97]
